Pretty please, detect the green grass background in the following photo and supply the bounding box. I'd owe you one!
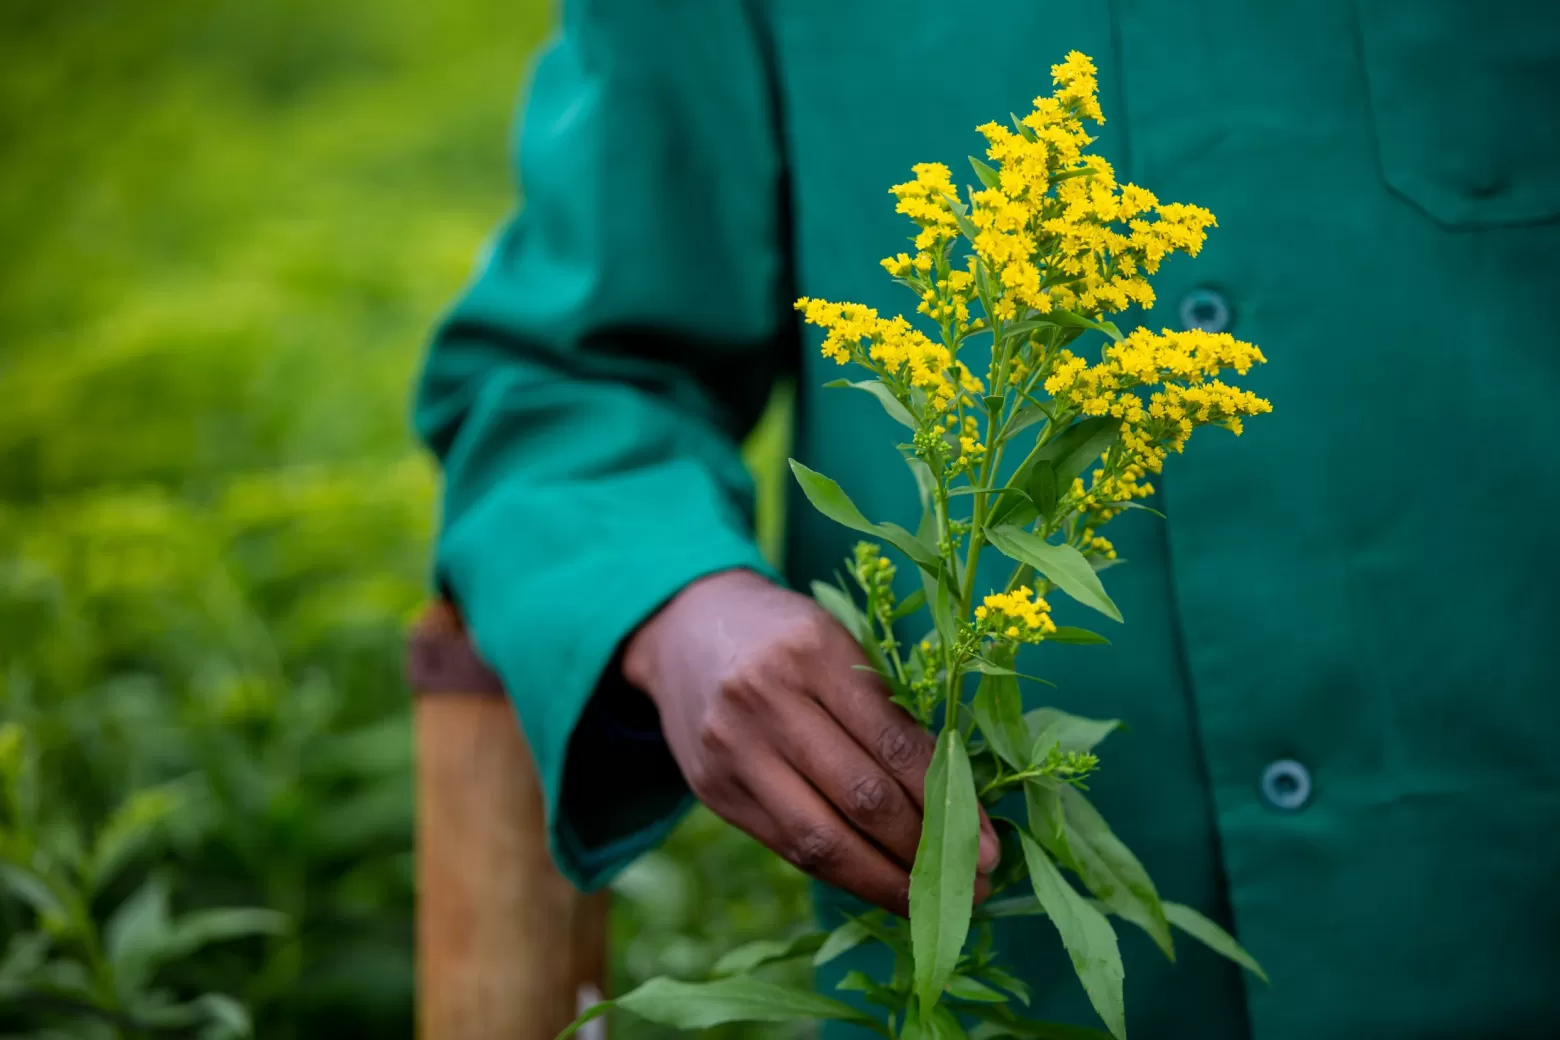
[0,0,805,1035]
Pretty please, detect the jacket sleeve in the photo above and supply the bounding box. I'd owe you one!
[412,0,792,889]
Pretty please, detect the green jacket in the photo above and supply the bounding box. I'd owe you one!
[414,1,1560,1036]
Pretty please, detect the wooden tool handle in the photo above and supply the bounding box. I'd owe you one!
[410,603,609,1040]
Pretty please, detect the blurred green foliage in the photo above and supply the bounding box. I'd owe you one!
[0,0,806,1035]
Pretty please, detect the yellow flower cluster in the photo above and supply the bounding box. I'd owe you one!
[974,586,1057,642]
[1070,459,1155,559]
[883,51,1212,324]
[795,297,965,412]
[1045,327,1271,474]
[889,162,963,251]
[944,413,987,471]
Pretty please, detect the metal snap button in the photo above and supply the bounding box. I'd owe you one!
[1179,288,1231,334]
[1260,759,1312,811]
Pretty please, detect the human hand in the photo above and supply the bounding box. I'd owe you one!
[622,569,1000,915]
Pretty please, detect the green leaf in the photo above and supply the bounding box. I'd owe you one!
[970,659,1055,687]
[1052,309,1125,343]
[1028,460,1058,521]
[1057,788,1172,960]
[977,893,1047,920]
[964,1003,1116,1040]
[924,1004,973,1040]
[978,965,1033,1006]
[836,970,875,993]
[1024,779,1074,867]
[0,931,50,986]
[825,378,917,430]
[1114,501,1167,520]
[987,417,1119,529]
[1020,834,1126,1040]
[1011,113,1039,143]
[969,156,1003,191]
[712,932,826,977]
[1025,709,1123,756]
[105,874,173,991]
[814,916,872,966]
[911,728,981,1018]
[137,993,252,1038]
[558,976,882,1038]
[88,785,181,893]
[0,864,63,919]
[1045,626,1111,646]
[907,455,939,517]
[985,527,1122,623]
[842,909,911,955]
[164,907,287,961]
[971,667,1030,770]
[791,460,939,571]
[812,581,871,646]
[1163,902,1268,983]
[941,193,981,243]
[947,975,1007,1003]
[891,587,928,621]
[813,581,896,683]
[927,565,957,650]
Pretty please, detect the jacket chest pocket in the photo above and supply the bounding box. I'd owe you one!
[1356,0,1560,230]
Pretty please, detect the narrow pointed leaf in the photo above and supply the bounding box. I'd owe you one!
[979,964,1033,1006]
[1163,902,1268,983]
[713,932,826,977]
[946,975,1006,1003]
[558,977,880,1038]
[1029,460,1059,521]
[985,527,1122,622]
[792,460,939,570]
[969,156,1003,190]
[813,581,894,680]
[891,587,928,621]
[814,917,872,966]
[0,865,63,918]
[1025,710,1123,757]
[927,565,957,649]
[912,729,981,1018]
[825,378,917,430]
[1052,308,1125,343]
[1046,626,1110,646]
[1057,787,1172,960]
[970,658,1055,686]
[1024,779,1075,868]
[978,893,1048,919]
[1020,834,1127,1040]
[812,581,871,646]
[964,1003,1116,1040]
[988,416,1119,528]
[971,670,1030,770]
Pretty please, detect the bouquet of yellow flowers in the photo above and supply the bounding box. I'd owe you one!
[564,51,1270,1040]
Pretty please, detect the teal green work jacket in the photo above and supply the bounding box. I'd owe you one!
[414,2,1560,1036]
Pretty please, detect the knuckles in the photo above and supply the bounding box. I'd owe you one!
[847,773,897,822]
[876,724,930,774]
[785,824,844,874]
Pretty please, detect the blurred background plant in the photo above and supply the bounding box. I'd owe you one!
[0,0,806,1036]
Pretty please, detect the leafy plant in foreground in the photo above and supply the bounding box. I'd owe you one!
[0,723,285,1038]
[562,52,1270,1039]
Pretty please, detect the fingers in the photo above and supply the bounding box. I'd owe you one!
[811,657,1002,876]
[727,755,913,916]
[768,695,924,868]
